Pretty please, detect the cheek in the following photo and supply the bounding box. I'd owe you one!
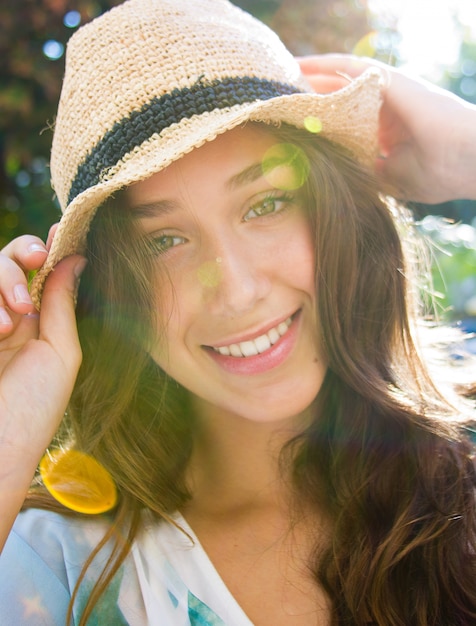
[147,274,187,364]
[283,225,316,293]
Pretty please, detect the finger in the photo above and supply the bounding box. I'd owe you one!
[0,302,14,332]
[298,54,376,78]
[0,253,36,317]
[303,74,350,93]
[46,223,59,251]
[1,235,48,273]
[0,235,49,320]
[39,255,87,373]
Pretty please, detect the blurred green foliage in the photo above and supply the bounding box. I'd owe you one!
[420,217,476,321]
[417,38,476,322]
[0,0,122,246]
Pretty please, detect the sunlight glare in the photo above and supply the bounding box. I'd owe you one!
[368,0,472,78]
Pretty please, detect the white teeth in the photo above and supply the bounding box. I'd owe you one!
[255,334,271,353]
[240,340,258,357]
[230,344,242,357]
[212,316,292,358]
[268,327,280,344]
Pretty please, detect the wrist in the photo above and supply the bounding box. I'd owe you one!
[448,102,476,200]
[0,439,43,483]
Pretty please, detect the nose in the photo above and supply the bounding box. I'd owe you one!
[201,241,271,318]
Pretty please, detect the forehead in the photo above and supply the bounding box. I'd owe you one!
[126,124,280,206]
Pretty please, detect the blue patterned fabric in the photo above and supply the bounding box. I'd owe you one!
[0,509,253,625]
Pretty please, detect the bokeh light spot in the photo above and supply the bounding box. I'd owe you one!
[303,116,322,134]
[42,40,64,60]
[261,143,310,191]
[461,59,476,77]
[15,170,30,188]
[460,77,476,97]
[64,10,81,28]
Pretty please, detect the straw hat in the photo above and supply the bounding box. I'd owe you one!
[30,0,383,307]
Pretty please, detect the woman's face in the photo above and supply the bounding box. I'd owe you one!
[127,125,326,424]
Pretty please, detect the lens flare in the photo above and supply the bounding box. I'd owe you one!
[352,31,378,58]
[303,116,323,134]
[261,143,310,191]
[197,259,223,287]
[39,448,117,514]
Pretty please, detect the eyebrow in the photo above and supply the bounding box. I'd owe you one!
[130,199,180,219]
[130,161,267,218]
[226,162,264,190]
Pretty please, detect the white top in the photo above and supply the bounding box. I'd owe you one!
[0,508,254,625]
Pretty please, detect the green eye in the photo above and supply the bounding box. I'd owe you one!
[149,234,184,254]
[243,195,293,222]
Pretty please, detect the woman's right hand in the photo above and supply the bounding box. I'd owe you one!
[0,231,85,549]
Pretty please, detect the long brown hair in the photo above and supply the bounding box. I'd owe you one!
[279,128,476,624]
[27,124,476,624]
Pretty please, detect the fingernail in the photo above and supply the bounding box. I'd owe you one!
[14,283,33,305]
[28,243,47,254]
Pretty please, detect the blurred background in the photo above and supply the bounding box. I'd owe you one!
[1,0,475,332]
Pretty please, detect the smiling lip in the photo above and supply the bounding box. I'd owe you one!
[204,311,301,375]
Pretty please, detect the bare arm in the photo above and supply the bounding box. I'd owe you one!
[298,54,476,203]
[0,234,85,551]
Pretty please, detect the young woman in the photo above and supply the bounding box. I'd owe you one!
[1,0,476,624]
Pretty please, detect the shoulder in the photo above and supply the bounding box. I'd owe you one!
[6,507,113,573]
[0,508,118,625]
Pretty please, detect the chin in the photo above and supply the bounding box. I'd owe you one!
[230,386,319,426]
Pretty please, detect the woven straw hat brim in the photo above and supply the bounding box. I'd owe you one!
[30,68,382,308]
